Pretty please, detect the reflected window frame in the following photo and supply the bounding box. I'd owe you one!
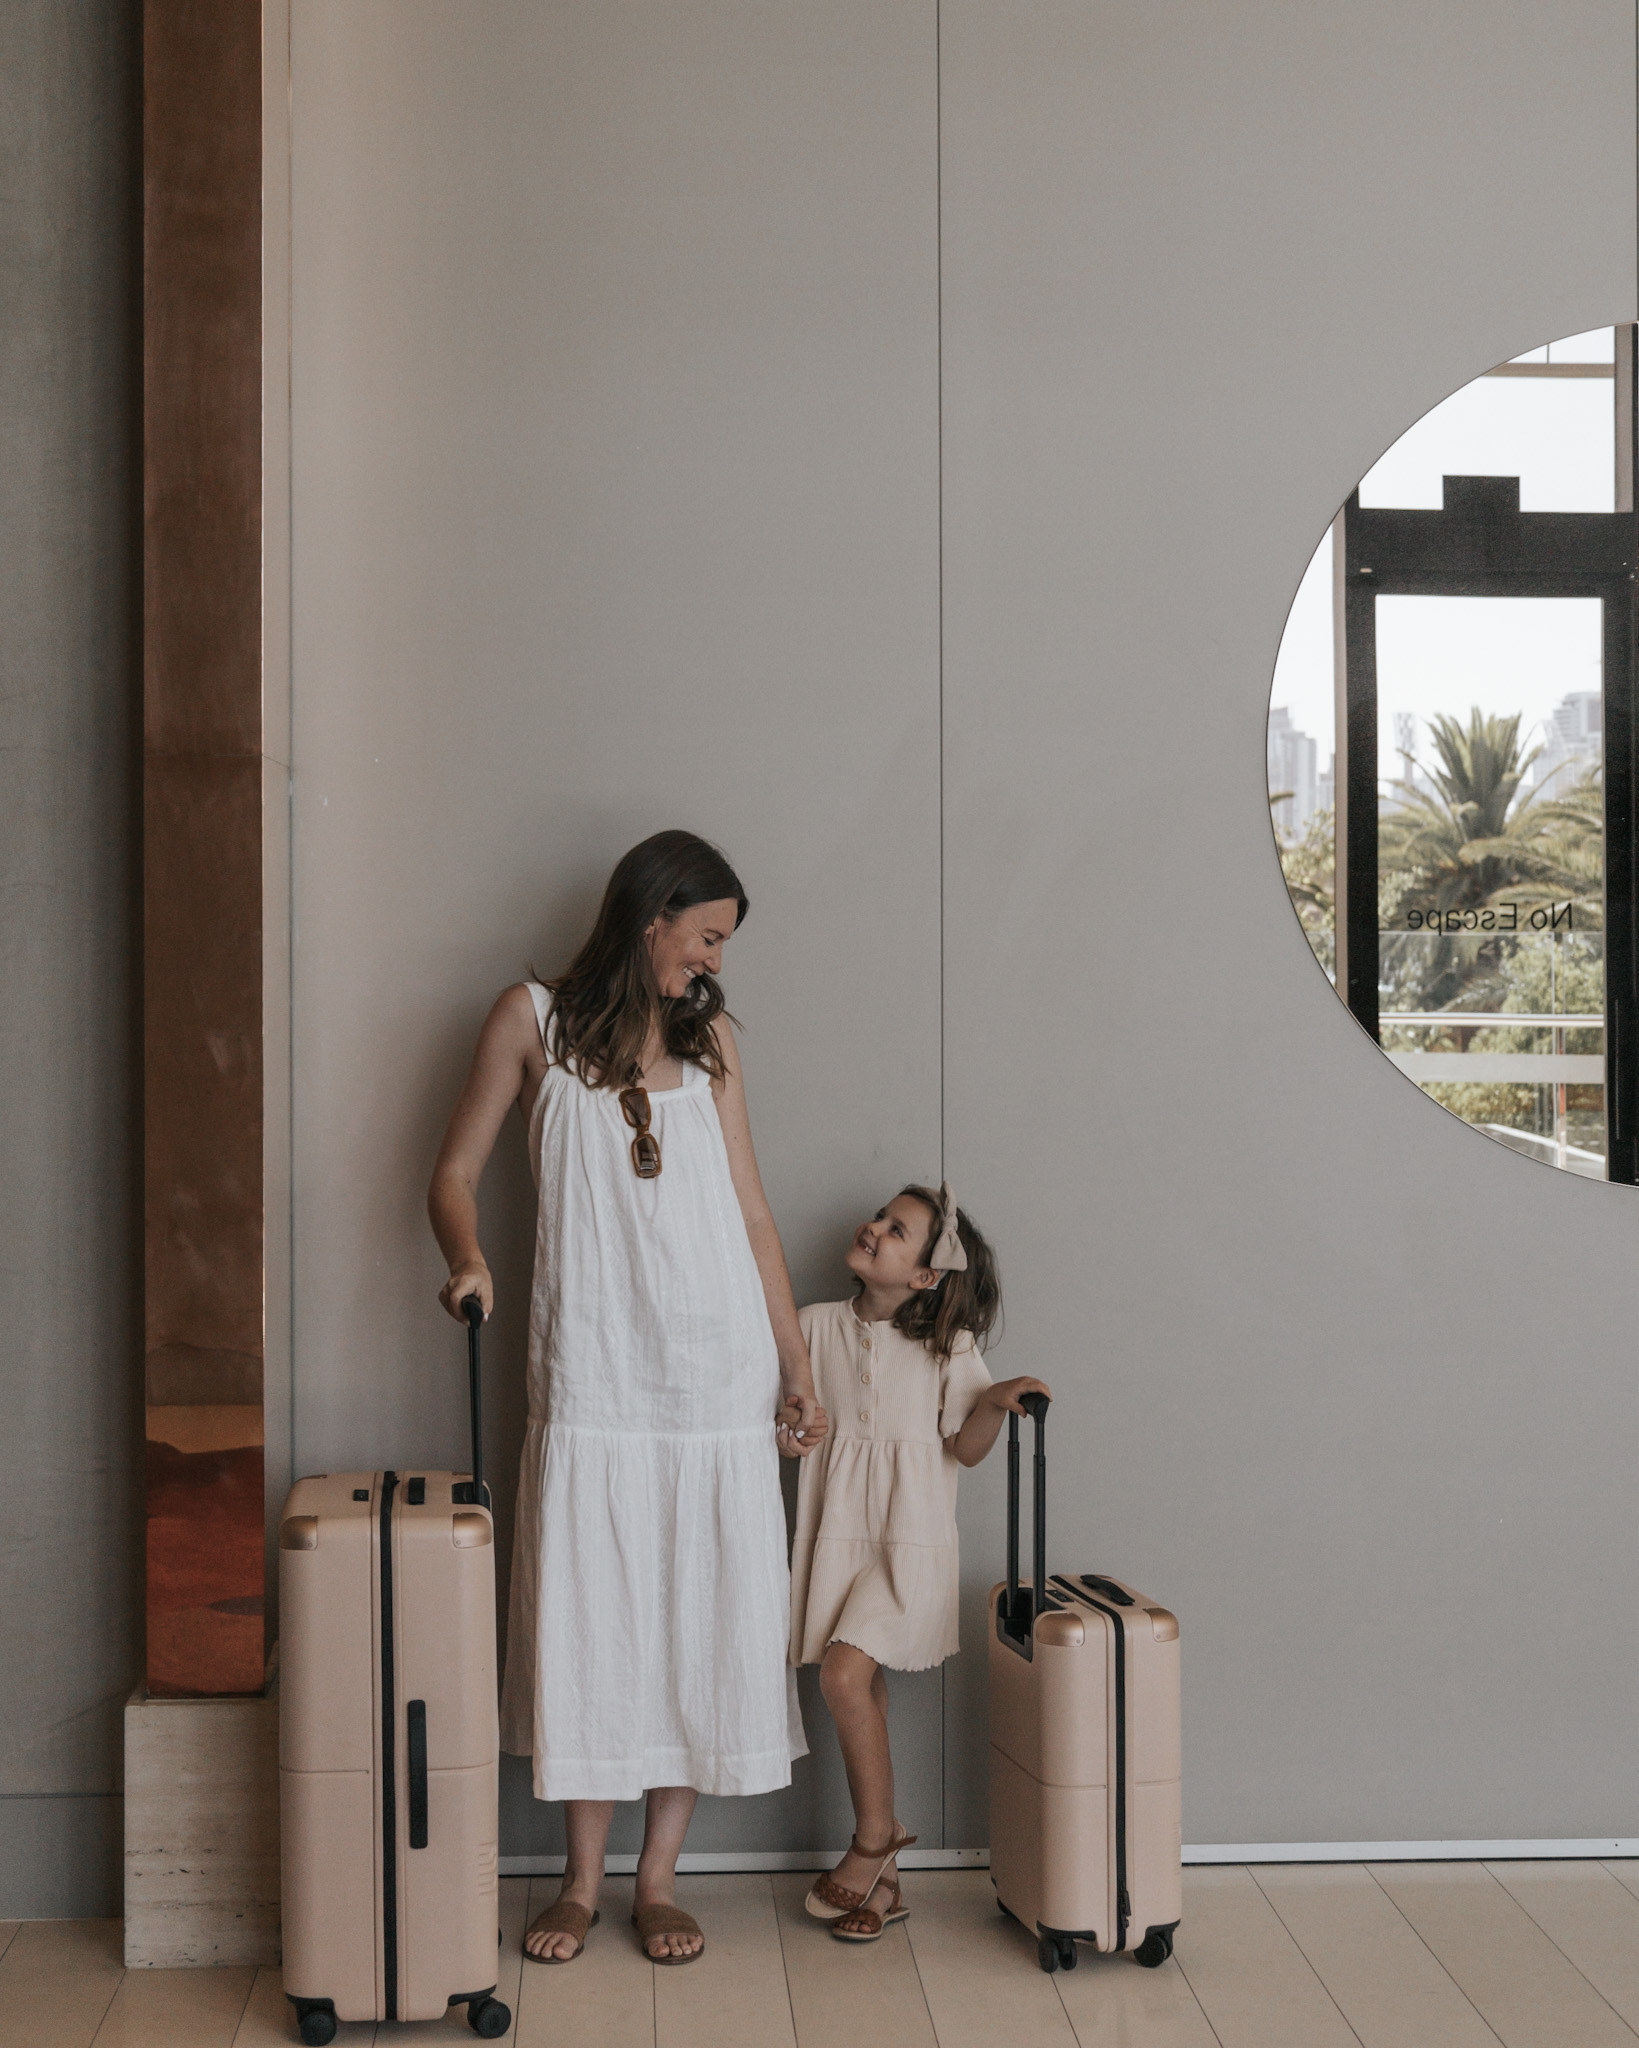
[1333,326,1639,1183]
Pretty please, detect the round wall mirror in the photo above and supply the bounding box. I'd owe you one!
[1269,325,1637,1181]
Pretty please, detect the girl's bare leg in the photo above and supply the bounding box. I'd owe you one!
[635,1785,702,1959]
[526,1798,613,1959]
[820,1643,901,1905]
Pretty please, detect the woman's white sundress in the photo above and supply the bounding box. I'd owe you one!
[499,984,806,1801]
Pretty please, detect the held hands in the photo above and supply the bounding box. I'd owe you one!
[439,1261,493,1323]
[775,1391,830,1458]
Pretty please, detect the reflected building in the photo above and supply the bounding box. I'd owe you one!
[1268,706,1319,837]
[1530,689,1601,796]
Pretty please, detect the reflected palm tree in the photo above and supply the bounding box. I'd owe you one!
[1379,708,1602,1015]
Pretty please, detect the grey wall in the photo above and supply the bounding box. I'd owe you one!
[939,0,1639,1847]
[0,1,139,1915]
[282,0,1639,1857]
[286,0,945,1856]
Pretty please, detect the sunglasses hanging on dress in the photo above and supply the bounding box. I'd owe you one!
[619,1072,662,1179]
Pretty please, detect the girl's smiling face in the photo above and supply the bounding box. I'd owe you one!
[845,1192,940,1301]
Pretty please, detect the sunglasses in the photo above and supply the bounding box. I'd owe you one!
[619,1083,662,1179]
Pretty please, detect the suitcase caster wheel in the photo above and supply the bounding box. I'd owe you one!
[1134,1930,1173,1968]
[1057,1936,1078,1971]
[468,1996,512,2037]
[1037,1935,1059,1973]
[293,2008,337,2047]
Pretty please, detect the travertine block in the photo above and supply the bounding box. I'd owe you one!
[123,1679,280,1966]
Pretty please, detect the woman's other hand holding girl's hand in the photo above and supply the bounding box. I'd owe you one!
[439,1261,493,1324]
[952,1375,1052,1467]
[775,1394,830,1458]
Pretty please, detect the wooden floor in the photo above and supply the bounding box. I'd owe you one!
[8,1861,1639,2047]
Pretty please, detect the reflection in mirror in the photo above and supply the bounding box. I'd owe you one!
[1269,326,1638,1181]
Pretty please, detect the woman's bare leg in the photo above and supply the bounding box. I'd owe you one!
[635,1785,702,1959]
[820,1644,900,1905]
[525,1799,613,1959]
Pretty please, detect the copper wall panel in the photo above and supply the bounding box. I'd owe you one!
[144,0,265,1697]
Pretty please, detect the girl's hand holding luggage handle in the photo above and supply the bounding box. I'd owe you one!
[951,1376,1052,1467]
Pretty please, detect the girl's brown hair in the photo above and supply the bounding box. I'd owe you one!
[888,1185,1001,1360]
[545,829,748,1088]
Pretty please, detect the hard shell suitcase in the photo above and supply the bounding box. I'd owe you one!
[988,1394,1182,1974]
[279,1301,511,2044]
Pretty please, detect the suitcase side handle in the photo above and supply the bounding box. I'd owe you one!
[460,1295,489,1509]
[1002,1392,1050,1649]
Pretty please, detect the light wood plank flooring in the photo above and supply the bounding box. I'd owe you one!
[9,1862,1639,2047]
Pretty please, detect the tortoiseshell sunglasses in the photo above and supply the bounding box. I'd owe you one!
[619,1082,662,1179]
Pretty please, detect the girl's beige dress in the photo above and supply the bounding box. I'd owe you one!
[789,1299,992,1672]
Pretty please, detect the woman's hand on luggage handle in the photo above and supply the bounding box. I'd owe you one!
[440,1260,493,1323]
[952,1375,1052,1467]
[775,1392,829,1458]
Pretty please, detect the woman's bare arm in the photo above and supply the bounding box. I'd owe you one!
[711,1022,828,1455]
[428,984,541,1321]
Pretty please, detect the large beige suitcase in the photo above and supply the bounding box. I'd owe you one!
[279,1301,509,2043]
[988,1394,1182,1974]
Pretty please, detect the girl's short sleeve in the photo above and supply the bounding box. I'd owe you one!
[939,1333,993,1439]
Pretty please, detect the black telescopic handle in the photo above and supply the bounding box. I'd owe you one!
[1024,1391,1048,1623]
[461,1296,486,1503]
[1006,1412,1021,1618]
[1005,1392,1050,1627]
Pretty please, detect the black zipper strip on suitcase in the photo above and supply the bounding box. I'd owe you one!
[379,1471,399,2021]
[1052,1573,1130,1950]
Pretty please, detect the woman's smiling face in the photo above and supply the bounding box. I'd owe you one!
[845,1192,939,1296]
[645,897,740,1000]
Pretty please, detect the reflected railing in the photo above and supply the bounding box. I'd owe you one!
[1379,1011,1605,1175]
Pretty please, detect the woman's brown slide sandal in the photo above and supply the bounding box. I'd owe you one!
[805,1825,917,1921]
[631,1901,706,1965]
[832,1876,909,1943]
[523,1899,599,1963]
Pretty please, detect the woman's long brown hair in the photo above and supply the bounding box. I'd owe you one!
[544,829,748,1088]
[888,1185,1002,1360]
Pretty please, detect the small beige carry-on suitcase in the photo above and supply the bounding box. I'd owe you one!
[989,1393,1182,1974]
[279,1300,510,2044]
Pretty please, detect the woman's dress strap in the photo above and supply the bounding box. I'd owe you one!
[525,980,551,1056]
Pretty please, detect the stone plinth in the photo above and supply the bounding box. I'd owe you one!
[123,1679,279,1967]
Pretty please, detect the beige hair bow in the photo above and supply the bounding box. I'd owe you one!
[926,1181,968,1273]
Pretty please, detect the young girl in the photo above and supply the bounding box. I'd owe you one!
[786,1183,1050,1943]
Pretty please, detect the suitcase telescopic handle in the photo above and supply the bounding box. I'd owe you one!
[460,1295,487,1506]
[1005,1391,1050,1638]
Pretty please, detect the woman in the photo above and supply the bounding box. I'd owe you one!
[428,830,826,1966]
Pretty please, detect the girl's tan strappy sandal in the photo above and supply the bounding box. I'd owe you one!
[804,1824,916,1922]
[831,1873,910,1943]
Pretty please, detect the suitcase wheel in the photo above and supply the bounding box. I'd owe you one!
[467,1996,512,2037]
[1036,1931,1078,1973]
[290,2001,337,2047]
[1134,1926,1176,1968]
